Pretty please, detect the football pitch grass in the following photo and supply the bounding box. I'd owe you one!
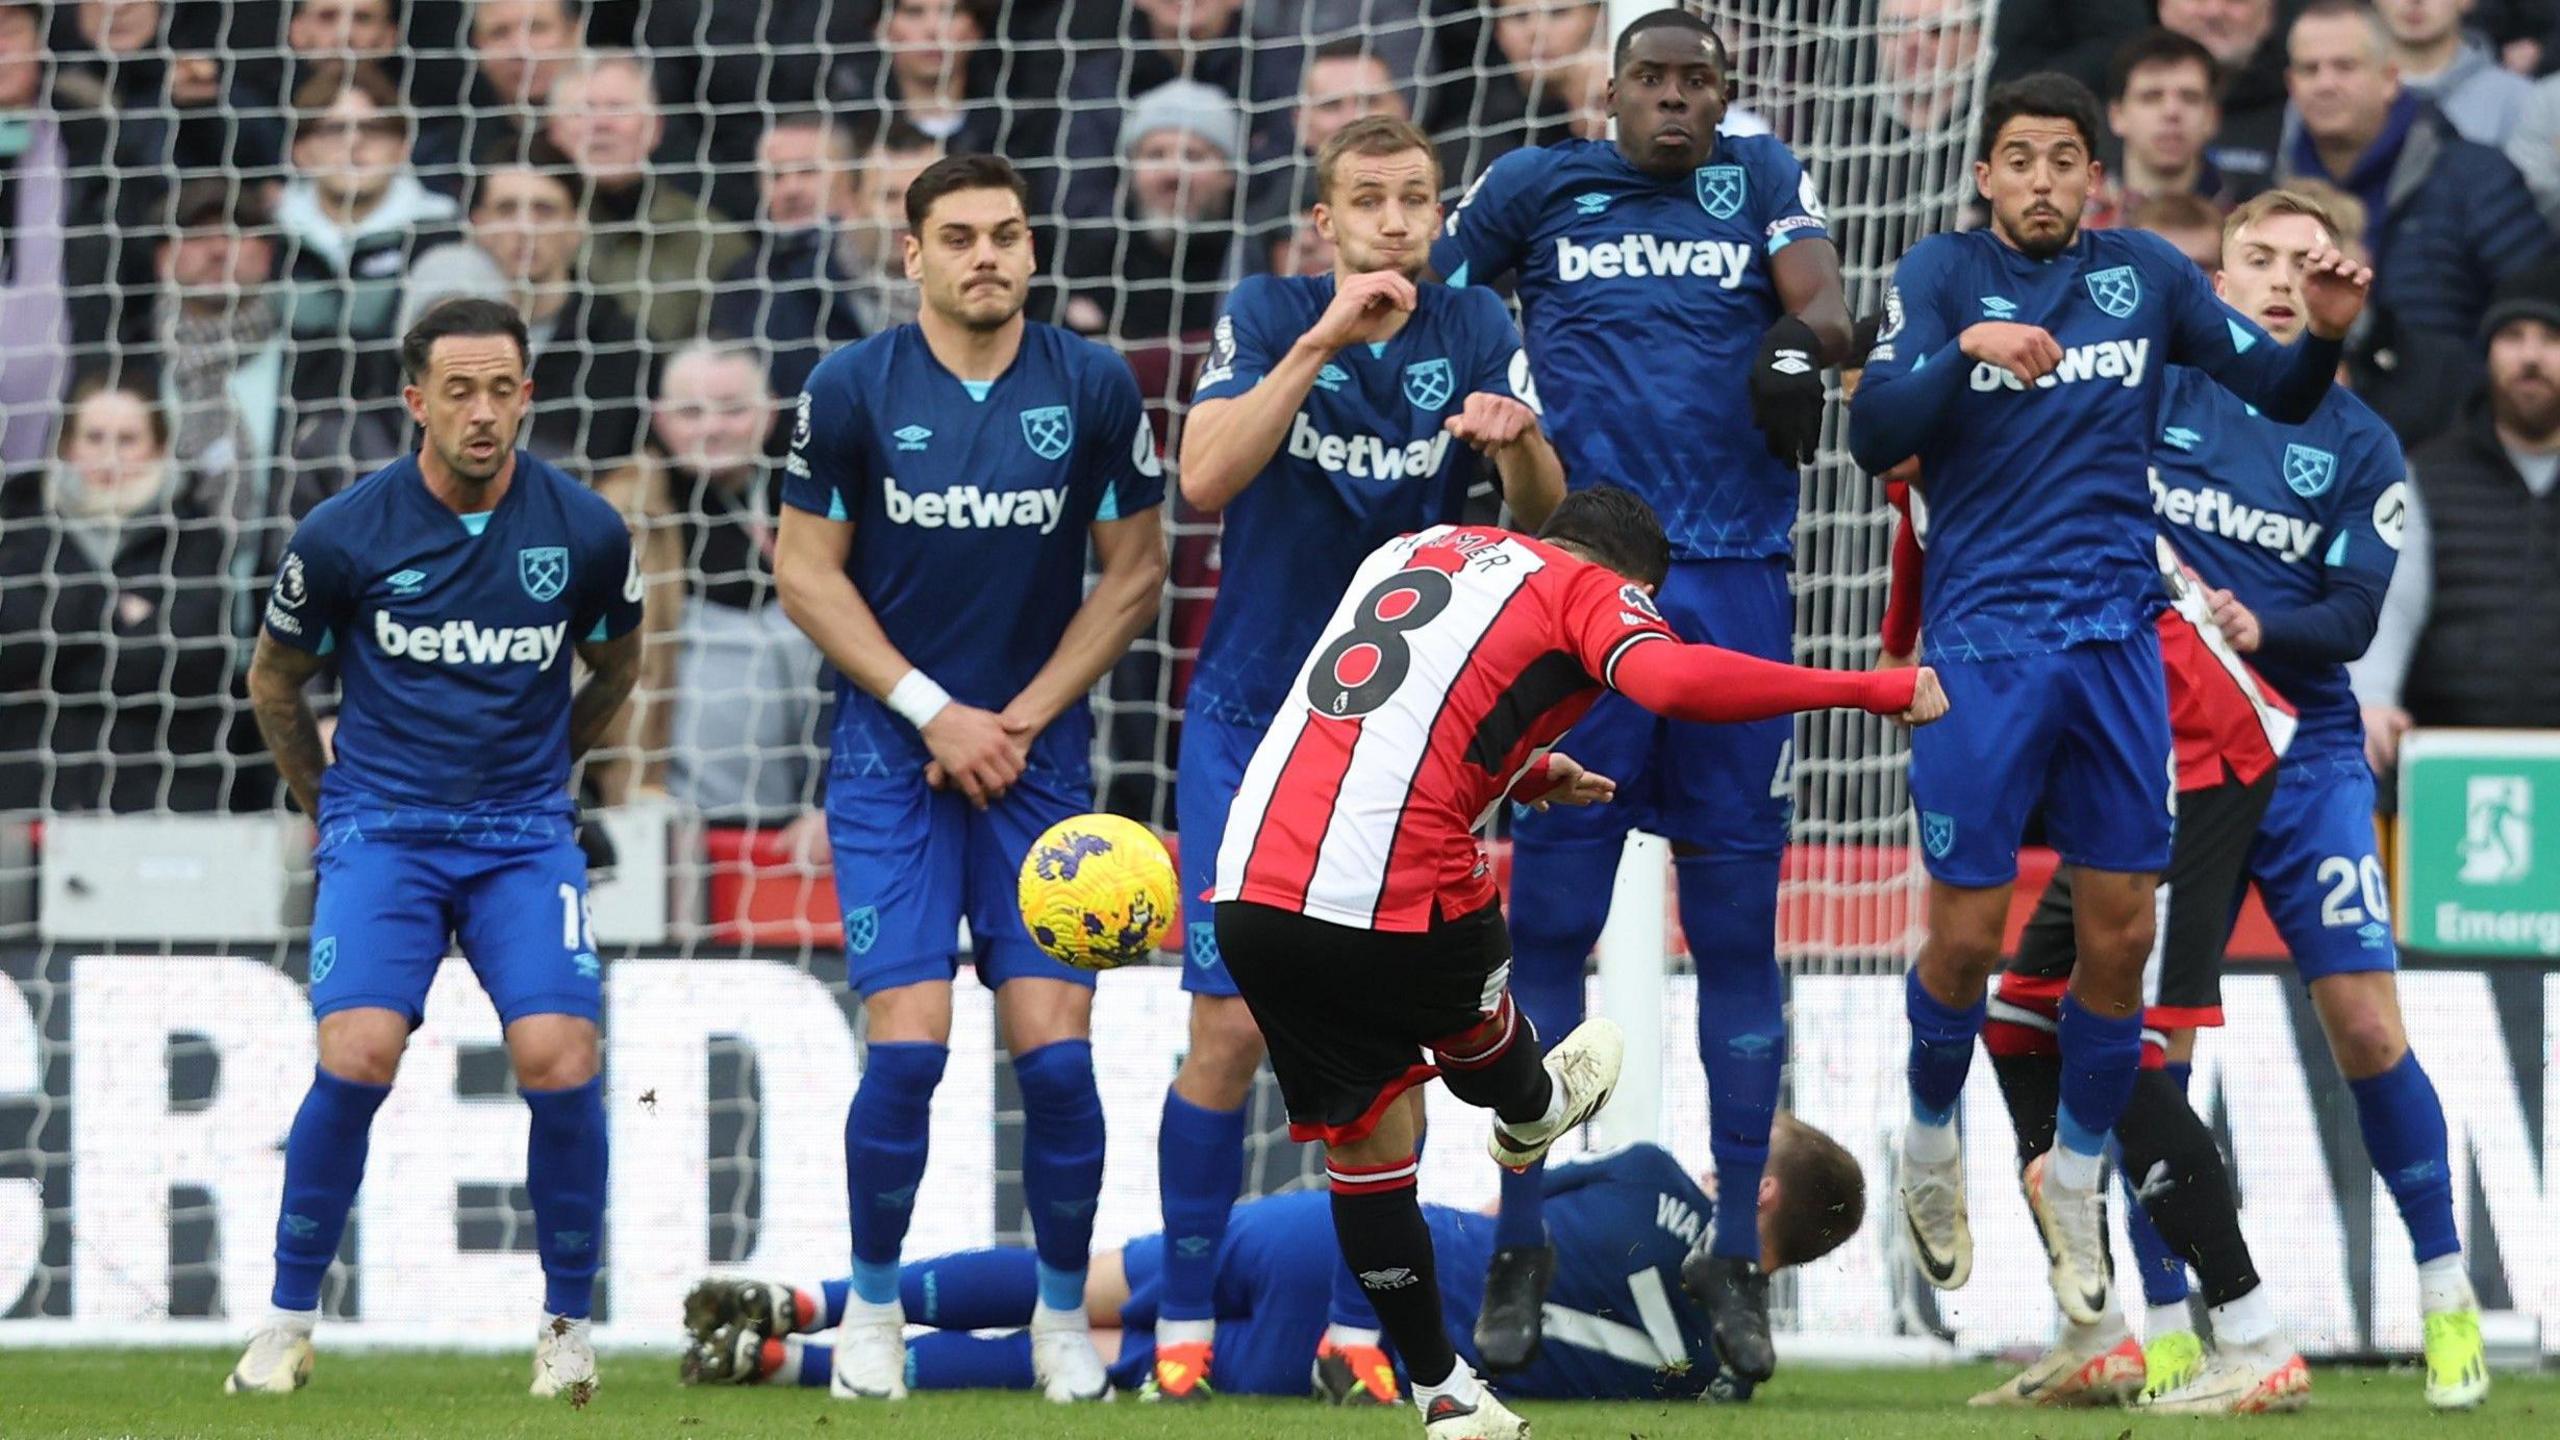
[1,1350,2548,1439]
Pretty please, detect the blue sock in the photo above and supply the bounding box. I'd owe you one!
[1680,852,1786,1259]
[2120,1061,2193,1306]
[1905,968,1984,1127]
[847,1041,949,1304]
[797,1340,833,1388]
[818,1277,851,1329]
[1498,836,1613,1255]
[900,1247,1040,1328]
[270,1067,391,1311]
[2348,1051,2459,1263]
[1327,1127,1423,1332]
[1012,1039,1104,1310]
[2055,993,2143,1159]
[523,1076,608,1318]
[905,1330,1036,1390]
[1155,1088,1247,1323]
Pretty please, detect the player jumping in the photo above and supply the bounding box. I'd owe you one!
[771,153,1168,1404]
[1425,7,1854,1383]
[1847,73,2369,1329]
[1161,112,1564,1406]
[677,1125,1864,1404]
[2143,185,2484,1410]
[1207,488,1944,1440]
[228,298,644,1401]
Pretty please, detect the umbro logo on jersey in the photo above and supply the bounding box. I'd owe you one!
[2163,426,2203,452]
[1770,350,1814,376]
[1358,1268,1419,1290]
[1313,363,1350,393]
[893,424,933,451]
[372,613,569,669]
[387,568,428,596]
[1968,338,2149,393]
[1573,191,1612,215]
[1979,296,2018,319]
[2150,474,2326,562]
[882,474,1070,533]
[1553,234,1752,289]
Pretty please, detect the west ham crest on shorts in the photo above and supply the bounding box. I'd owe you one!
[1696,164,1746,220]
[518,546,569,603]
[1402,358,1453,411]
[844,904,880,956]
[1920,810,1957,860]
[1020,405,1074,461]
[309,935,336,984]
[2282,443,2337,497]
[2084,265,2141,319]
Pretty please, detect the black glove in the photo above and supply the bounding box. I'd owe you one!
[1749,314,1826,465]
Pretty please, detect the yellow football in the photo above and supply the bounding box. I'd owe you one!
[1017,813,1178,971]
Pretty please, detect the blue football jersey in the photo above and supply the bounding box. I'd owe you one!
[261,452,642,818]
[1185,274,1538,726]
[782,322,1166,778]
[1427,135,1830,561]
[2148,367,2405,760]
[1850,227,2337,662]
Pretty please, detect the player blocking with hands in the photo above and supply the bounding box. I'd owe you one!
[229,299,645,1401]
[1426,7,1853,1383]
[772,153,1167,1404]
[1163,113,1563,1407]
[1208,488,1944,1440]
[1846,74,2371,1330]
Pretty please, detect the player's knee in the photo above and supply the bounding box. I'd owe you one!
[1917,924,2002,986]
[1174,997,1265,1109]
[316,1013,409,1086]
[2318,993,2407,1078]
[509,1020,601,1091]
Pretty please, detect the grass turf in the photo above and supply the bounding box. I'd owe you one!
[0,1350,2549,1439]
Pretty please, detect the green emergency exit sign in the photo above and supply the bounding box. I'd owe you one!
[2398,729,2560,957]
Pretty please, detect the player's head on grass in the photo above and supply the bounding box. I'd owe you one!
[1757,1112,1866,1270]
[400,297,532,487]
[903,152,1035,334]
[1975,72,2105,261]
[1312,115,1440,281]
[1536,484,1671,590]
[1609,7,1730,178]
[2216,184,2364,346]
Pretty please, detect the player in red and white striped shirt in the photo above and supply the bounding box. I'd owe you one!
[1211,487,1942,1440]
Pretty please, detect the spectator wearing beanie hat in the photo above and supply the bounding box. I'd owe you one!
[1058,79,1246,342]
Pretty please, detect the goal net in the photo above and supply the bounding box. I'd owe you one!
[0,0,2014,1353]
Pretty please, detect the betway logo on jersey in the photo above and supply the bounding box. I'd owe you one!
[2151,473,2325,562]
[1553,234,1753,289]
[373,612,569,668]
[1286,413,1453,482]
[1968,338,2151,392]
[882,475,1068,533]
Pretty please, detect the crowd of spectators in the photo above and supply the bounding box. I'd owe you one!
[1,0,2555,859]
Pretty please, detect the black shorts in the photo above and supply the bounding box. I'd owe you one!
[2005,769,2276,1030]
[1215,898,1513,1146]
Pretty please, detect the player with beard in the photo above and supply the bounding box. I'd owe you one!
[1848,73,2369,1331]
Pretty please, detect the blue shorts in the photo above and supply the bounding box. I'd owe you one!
[2245,754,2398,982]
[1513,556,1793,854]
[1174,712,1261,997]
[1106,1191,1336,1396]
[824,766,1099,998]
[308,810,597,1026]
[1907,633,2175,886]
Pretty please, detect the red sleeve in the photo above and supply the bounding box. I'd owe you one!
[1882,512,1924,659]
[1505,752,1560,804]
[1612,640,1919,723]
[1558,563,1680,688]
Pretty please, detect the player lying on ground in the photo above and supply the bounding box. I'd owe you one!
[1163,109,1564,1406]
[2142,183,2485,1411]
[1847,71,2369,1333]
[1205,487,1945,1440]
[1427,7,1855,1384]
[229,298,644,1402]
[1863,320,2309,1415]
[772,151,1169,1405]
[676,1131,1863,1405]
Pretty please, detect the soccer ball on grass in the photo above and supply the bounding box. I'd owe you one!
[1017,813,1178,971]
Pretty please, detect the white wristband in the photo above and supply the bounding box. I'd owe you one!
[885,669,952,731]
